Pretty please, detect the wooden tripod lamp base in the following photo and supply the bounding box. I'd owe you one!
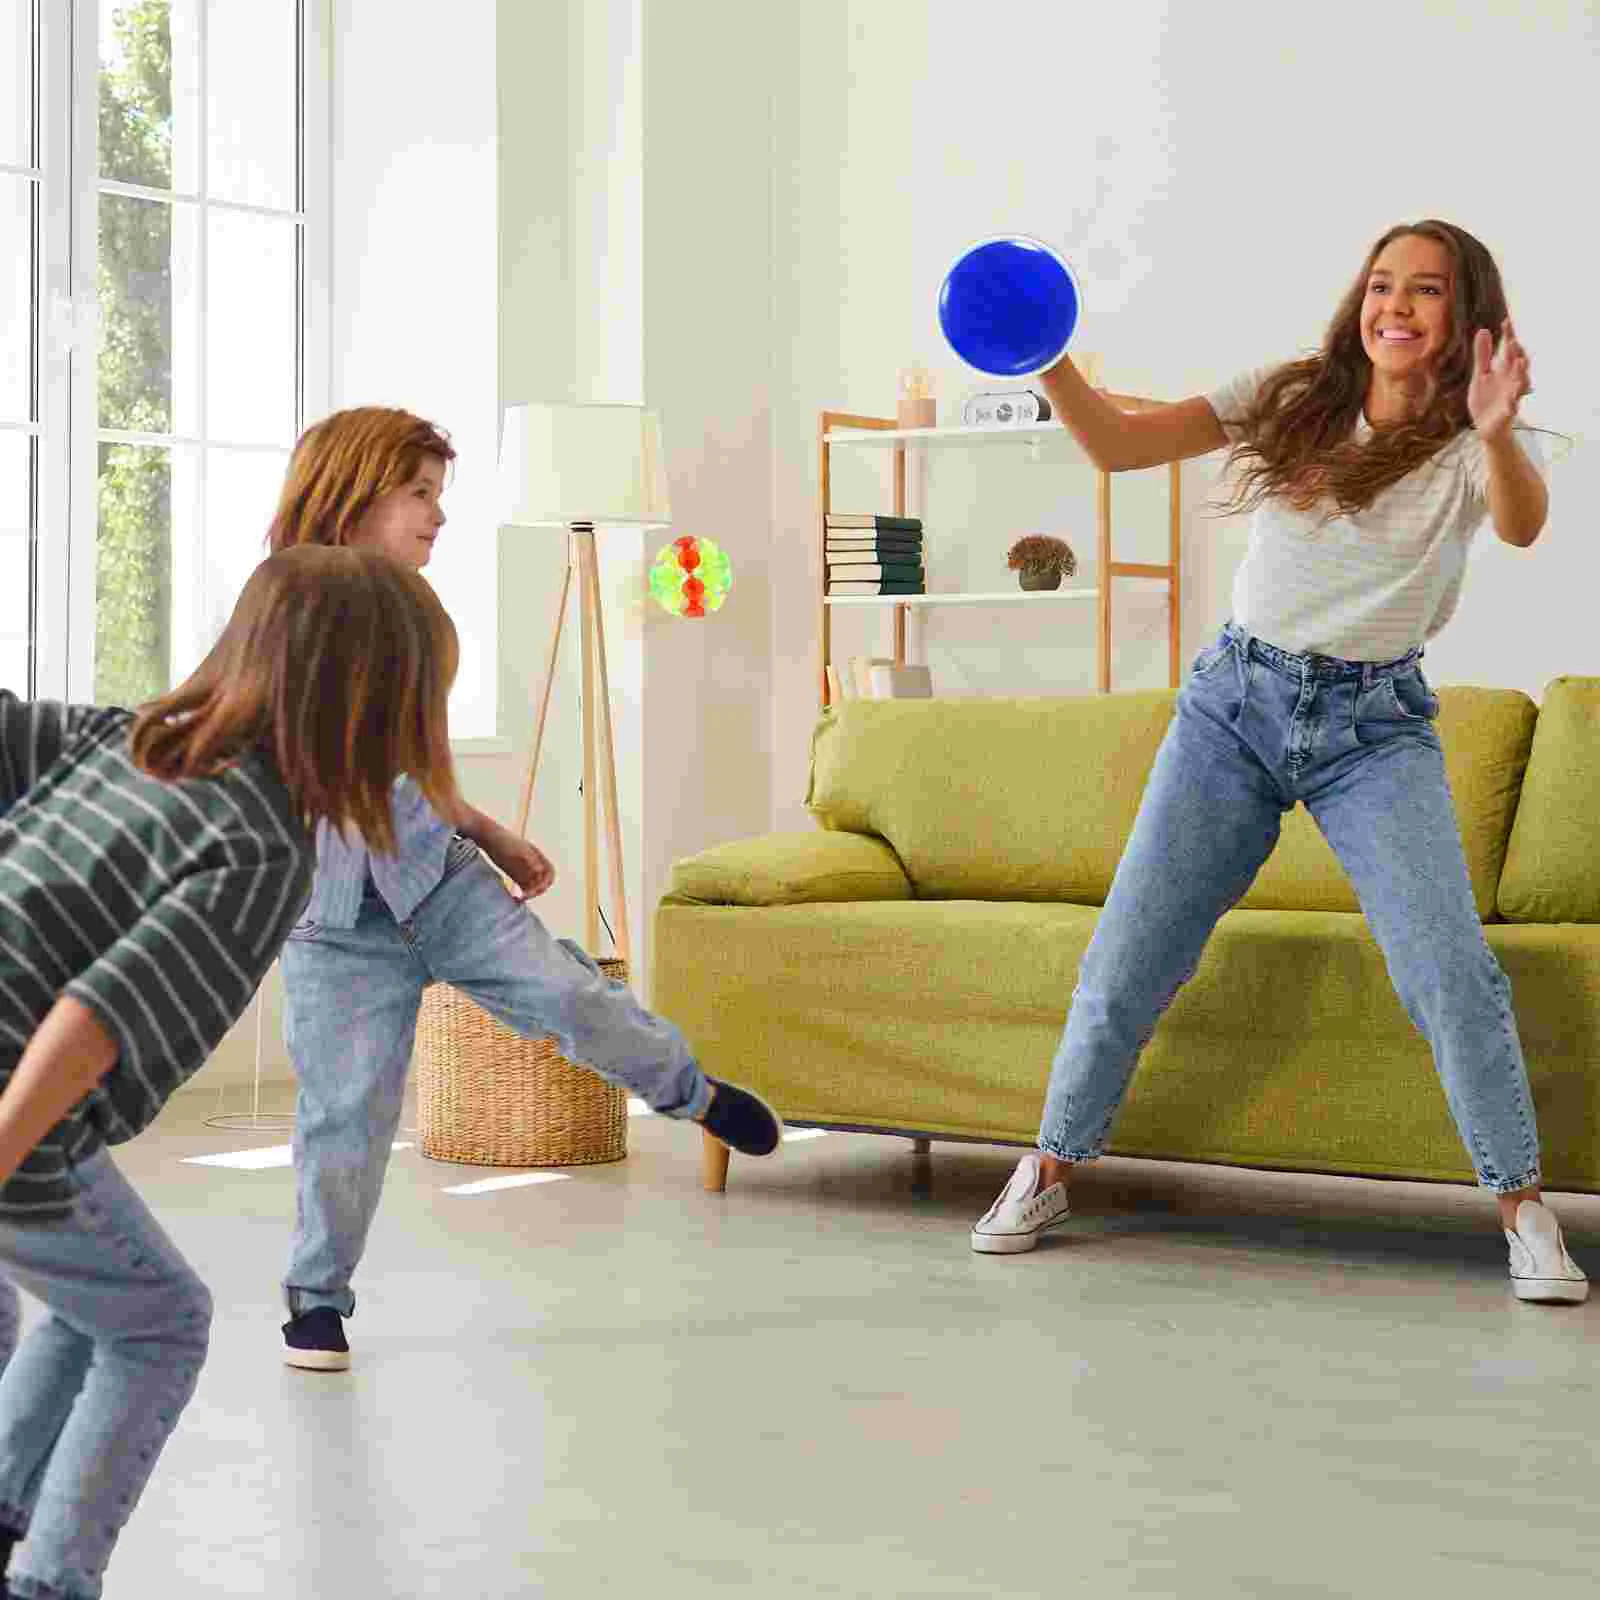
[513,521,630,964]
[499,401,673,970]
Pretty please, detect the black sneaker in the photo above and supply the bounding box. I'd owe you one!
[282,1307,351,1371]
[700,1079,783,1157]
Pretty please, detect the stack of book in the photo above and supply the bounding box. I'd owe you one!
[825,514,924,596]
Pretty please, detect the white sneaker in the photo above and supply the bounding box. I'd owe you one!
[1505,1200,1589,1304]
[971,1153,1071,1255]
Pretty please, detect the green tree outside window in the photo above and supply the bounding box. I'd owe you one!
[96,0,172,707]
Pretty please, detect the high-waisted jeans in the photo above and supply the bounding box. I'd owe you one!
[1038,620,1542,1195]
[281,837,711,1317]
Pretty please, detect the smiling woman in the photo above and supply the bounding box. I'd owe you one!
[1361,233,1453,413]
[1216,218,1534,518]
[973,217,1584,1305]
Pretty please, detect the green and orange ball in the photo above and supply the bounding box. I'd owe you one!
[649,536,731,618]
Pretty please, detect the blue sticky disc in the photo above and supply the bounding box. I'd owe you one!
[938,235,1081,379]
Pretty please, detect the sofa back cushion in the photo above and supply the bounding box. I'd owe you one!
[807,686,1534,914]
[807,694,1177,904]
[1239,685,1536,920]
[1498,676,1600,923]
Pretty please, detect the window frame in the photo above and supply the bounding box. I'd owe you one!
[0,0,53,696]
[13,0,331,703]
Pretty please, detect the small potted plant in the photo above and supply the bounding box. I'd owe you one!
[1006,534,1077,592]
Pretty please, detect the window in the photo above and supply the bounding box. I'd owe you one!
[1,0,327,704]
[1,0,40,693]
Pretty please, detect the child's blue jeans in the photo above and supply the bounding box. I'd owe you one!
[0,1150,212,1600]
[281,839,711,1317]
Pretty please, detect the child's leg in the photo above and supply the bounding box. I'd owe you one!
[0,1276,32,1564]
[413,855,713,1120]
[0,1150,211,1600]
[0,1276,17,1368]
[0,1314,91,1562]
[281,906,426,1318]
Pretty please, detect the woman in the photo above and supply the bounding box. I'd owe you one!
[972,220,1585,1305]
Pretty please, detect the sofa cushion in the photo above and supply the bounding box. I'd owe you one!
[1239,685,1536,921]
[652,897,1600,1193]
[1498,676,1600,923]
[806,687,1534,917]
[665,830,912,907]
[806,694,1175,904]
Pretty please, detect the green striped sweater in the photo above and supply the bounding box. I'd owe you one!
[0,691,314,1220]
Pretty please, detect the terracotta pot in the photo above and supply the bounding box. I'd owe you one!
[1018,565,1063,591]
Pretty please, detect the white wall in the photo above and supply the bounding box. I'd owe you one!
[328,0,500,740]
[640,1,776,952]
[497,0,776,996]
[768,0,1600,828]
[498,0,648,979]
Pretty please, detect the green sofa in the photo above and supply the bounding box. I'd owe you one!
[654,678,1600,1196]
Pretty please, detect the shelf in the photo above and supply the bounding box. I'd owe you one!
[823,422,1088,457]
[825,588,1101,607]
[818,401,1182,704]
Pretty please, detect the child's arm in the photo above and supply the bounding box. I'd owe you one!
[0,998,119,1186]
[450,802,556,899]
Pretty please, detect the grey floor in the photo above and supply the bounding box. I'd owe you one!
[18,1089,1600,1599]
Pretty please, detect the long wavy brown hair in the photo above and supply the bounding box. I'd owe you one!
[130,546,461,852]
[268,407,455,552]
[1219,220,1532,519]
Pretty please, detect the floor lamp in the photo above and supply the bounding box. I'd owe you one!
[498,402,672,969]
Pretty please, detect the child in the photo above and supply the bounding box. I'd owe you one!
[971,219,1587,1305]
[267,407,781,1372]
[0,545,464,1599]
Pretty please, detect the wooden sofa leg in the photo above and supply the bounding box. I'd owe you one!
[701,1130,731,1192]
[911,1138,931,1155]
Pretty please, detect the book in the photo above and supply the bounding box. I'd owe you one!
[825,536,923,553]
[827,579,925,596]
[825,514,923,531]
[825,563,924,582]
[826,546,922,561]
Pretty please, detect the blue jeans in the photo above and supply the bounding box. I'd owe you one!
[1038,620,1542,1195]
[281,838,712,1317]
[0,1151,212,1600]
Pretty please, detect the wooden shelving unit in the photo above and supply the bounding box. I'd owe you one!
[818,398,1183,707]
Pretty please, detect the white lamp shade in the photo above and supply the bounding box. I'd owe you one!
[499,402,671,527]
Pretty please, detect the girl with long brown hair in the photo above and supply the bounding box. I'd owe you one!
[970,220,1586,1303]
[265,407,782,1373]
[0,545,461,1599]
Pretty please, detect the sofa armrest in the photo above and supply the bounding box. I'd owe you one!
[663,830,913,907]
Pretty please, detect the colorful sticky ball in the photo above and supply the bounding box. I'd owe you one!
[650,535,731,618]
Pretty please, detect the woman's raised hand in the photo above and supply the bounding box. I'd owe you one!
[1468,316,1533,440]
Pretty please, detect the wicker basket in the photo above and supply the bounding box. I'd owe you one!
[414,959,629,1167]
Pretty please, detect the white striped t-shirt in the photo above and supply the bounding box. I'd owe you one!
[1205,365,1549,662]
